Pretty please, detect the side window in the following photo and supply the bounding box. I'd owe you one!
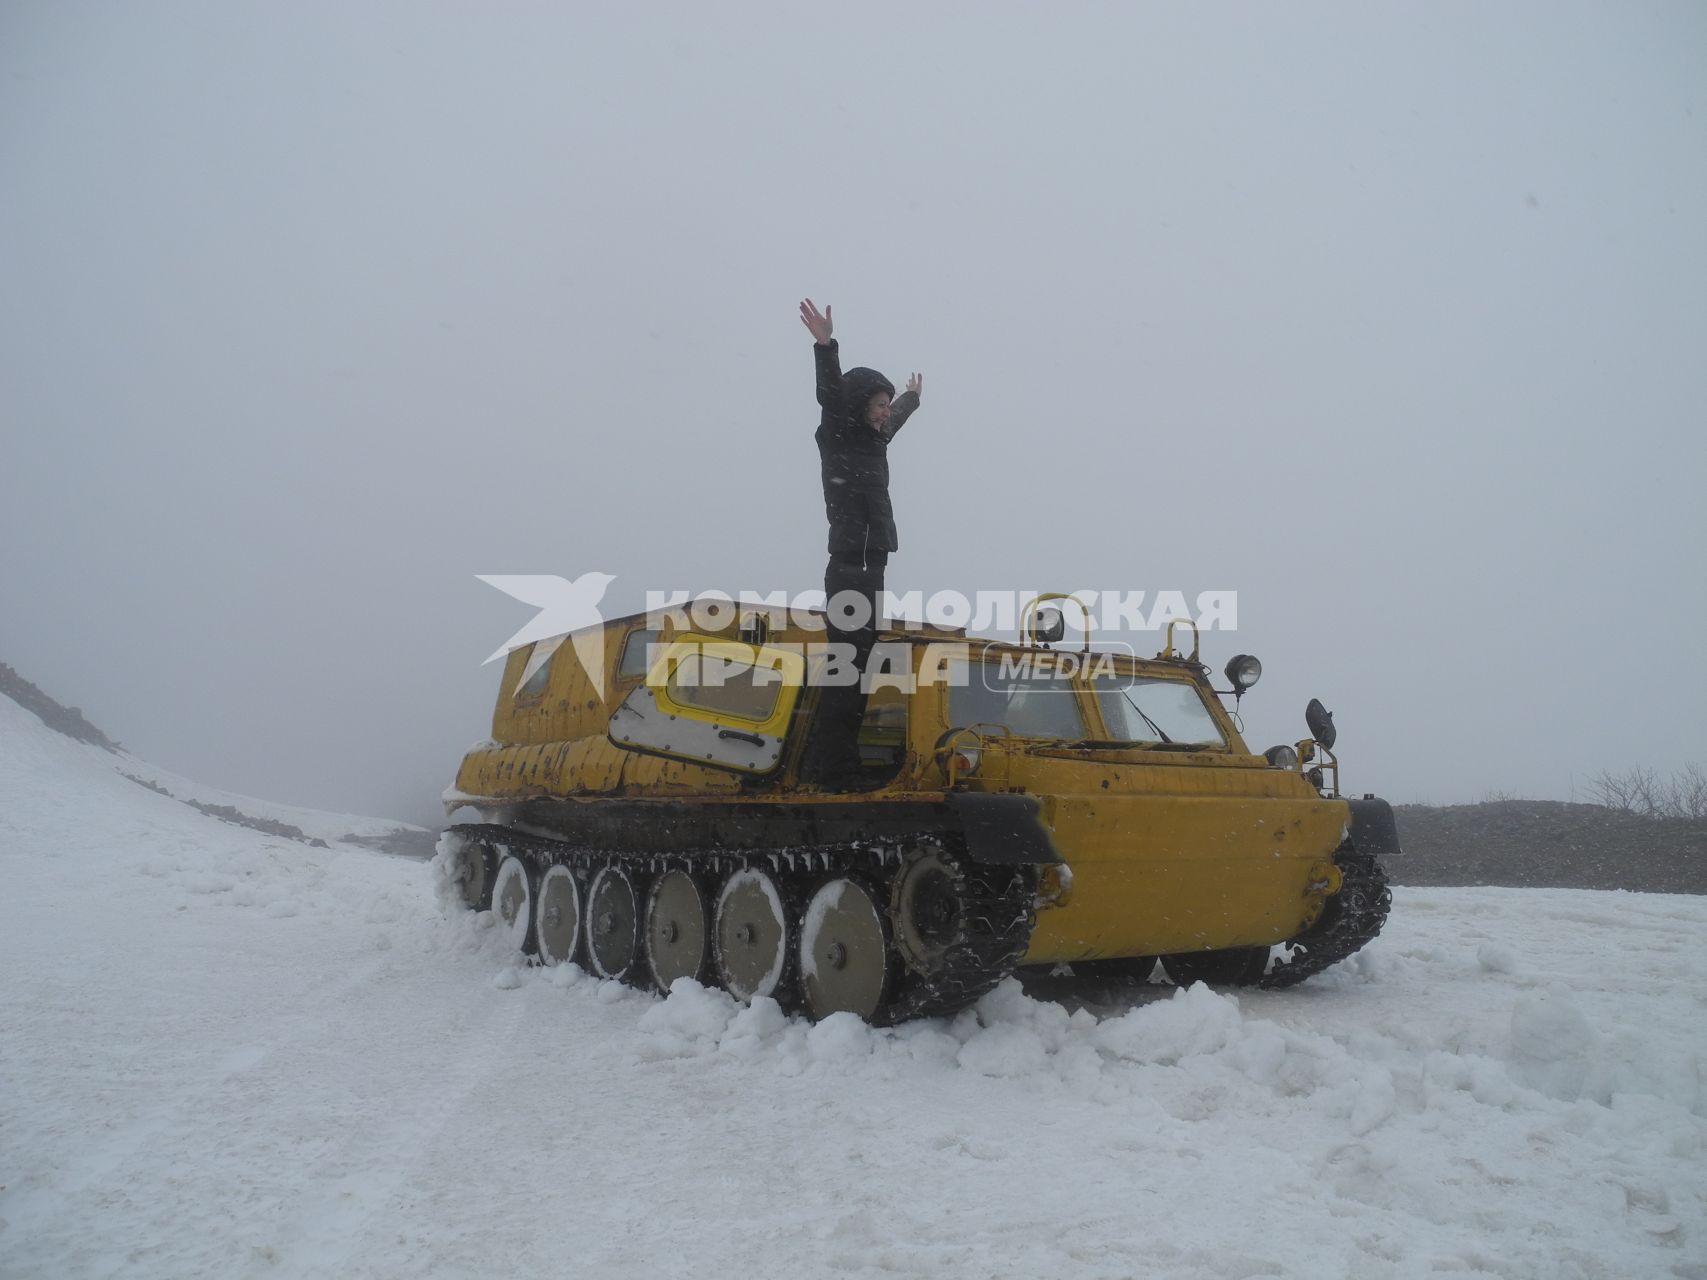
[617,628,661,680]
[856,684,908,767]
[665,652,783,724]
[513,637,563,703]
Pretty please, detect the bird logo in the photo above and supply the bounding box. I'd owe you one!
[477,572,618,701]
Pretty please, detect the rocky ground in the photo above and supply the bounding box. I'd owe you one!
[1393,800,1706,895]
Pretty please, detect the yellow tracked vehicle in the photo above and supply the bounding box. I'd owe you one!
[439,599,1397,1023]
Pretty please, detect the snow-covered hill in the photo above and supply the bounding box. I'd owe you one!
[0,665,433,853]
[1,692,1703,1280]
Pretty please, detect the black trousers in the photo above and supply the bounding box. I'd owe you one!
[800,549,887,783]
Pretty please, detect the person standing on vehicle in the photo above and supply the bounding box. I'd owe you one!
[797,297,922,788]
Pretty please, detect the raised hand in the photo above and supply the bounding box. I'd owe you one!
[799,298,834,344]
[907,372,923,399]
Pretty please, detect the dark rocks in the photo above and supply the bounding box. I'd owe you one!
[0,662,120,752]
[1393,800,1707,895]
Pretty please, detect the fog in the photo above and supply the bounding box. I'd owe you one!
[3,2,1703,829]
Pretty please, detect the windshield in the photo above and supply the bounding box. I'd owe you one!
[948,664,1087,740]
[1093,676,1227,748]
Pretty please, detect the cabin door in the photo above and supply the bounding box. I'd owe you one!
[607,635,803,775]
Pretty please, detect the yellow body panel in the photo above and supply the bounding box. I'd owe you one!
[1025,791,1348,961]
[948,747,1350,963]
[619,752,743,795]
[456,737,740,800]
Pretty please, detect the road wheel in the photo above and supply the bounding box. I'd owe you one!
[491,854,536,956]
[713,867,796,1003]
[643,869,711,993]
[453,841,495,912]
[585,864,642,982]
[799,876,895,1023]
[891,846,962,976]
[535,864,581,967]
[1161,947,1269,987]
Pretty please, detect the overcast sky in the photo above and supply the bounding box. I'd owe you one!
[3,1,1703,828]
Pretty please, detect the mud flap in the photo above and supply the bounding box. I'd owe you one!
[947,792,1062,865]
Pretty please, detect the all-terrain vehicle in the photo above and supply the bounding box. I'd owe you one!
[439,597,1397,1023]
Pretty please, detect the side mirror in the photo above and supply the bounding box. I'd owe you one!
[1305,698,1336,750]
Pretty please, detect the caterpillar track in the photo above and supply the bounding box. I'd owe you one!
[441,822,1037,1025]
[1262,840,1393,989]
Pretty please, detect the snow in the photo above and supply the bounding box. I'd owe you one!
[2,693,1706,1279]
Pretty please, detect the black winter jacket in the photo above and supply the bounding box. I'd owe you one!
[813,339,919,556]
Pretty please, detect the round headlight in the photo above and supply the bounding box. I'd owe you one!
[1225,654,1262,691]
[1264,743,1298,769]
